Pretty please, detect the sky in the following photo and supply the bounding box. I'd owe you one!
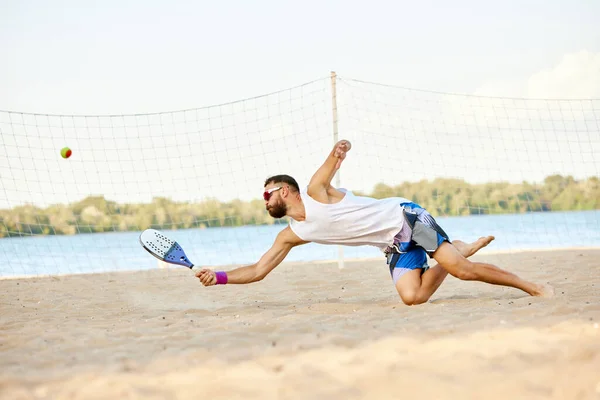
[2,0,599,114]
[0,0,599,208]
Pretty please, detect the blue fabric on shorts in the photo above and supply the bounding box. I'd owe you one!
[386,202,450,283]
[397,202,450,254]
[389,247,427,271]
[389,248,428,283]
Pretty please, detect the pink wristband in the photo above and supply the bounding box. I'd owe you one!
[215,271,228,285]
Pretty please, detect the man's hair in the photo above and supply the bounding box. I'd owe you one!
[264,174,300,192]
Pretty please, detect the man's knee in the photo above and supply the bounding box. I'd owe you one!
[398,290,429,306]
[398,290,417,305]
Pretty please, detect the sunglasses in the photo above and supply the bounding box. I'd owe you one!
[263,186,283,201]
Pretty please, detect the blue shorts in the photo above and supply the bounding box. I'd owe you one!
[386,202,450,284]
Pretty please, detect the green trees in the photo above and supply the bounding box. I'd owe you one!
[0,175,598,238]
[363,176,599,216]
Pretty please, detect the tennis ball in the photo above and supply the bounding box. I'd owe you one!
[60,147,72,159]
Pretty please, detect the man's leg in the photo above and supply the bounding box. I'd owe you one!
[395,236,495,305]
[431,241,552,297]
[394,269,424,305]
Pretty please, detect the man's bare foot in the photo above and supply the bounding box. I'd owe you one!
[532,283,555,297]
[453,236,495,258]
[473,235,495,250]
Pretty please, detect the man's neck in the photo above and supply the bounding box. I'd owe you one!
[286,199,306,221]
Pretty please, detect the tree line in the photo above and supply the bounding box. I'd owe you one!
[0,174,598,238]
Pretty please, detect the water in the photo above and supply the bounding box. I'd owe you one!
[1,210,599,277]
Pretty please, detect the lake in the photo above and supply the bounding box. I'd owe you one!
[1,210,598,277]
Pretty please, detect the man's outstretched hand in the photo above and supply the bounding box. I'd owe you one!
[195,269,216,286]
[333,140,351,169]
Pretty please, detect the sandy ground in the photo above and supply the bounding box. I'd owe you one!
[1,249,599,400]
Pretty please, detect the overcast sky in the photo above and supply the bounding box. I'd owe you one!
[1,0,599,115]
[0,0,599,208]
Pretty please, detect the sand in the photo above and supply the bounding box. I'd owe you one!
[1,249,599,400]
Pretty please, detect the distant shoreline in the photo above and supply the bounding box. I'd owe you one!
[2,246,598,280]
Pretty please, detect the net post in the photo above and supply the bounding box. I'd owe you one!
[331,71,345,270]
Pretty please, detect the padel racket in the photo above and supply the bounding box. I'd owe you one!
[139,229,195,269]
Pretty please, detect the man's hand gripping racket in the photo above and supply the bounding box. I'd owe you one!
[139,229,225,286]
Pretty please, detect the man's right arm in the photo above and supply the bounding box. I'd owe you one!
[196,226,308,286]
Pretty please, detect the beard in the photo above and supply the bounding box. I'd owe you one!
[267,199,287,219]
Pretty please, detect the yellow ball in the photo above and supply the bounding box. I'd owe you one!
[60,147,72,159]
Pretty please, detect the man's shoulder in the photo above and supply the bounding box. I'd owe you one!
[306,183,330,203]
[278,225,309,246]
[306,184,351,204]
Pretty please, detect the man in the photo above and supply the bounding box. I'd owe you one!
[197,140,552,304]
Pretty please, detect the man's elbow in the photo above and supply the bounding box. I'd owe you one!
[252,269,269,283]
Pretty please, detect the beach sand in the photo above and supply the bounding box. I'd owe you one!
[1,249,599,399]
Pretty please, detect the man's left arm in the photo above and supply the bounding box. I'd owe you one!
[308,140,351,192]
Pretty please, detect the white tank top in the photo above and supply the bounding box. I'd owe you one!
[289,187,410,251]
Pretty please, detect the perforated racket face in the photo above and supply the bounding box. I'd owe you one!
[139,229,194,268]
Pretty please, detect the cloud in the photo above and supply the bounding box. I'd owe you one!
[475,50,600,99]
